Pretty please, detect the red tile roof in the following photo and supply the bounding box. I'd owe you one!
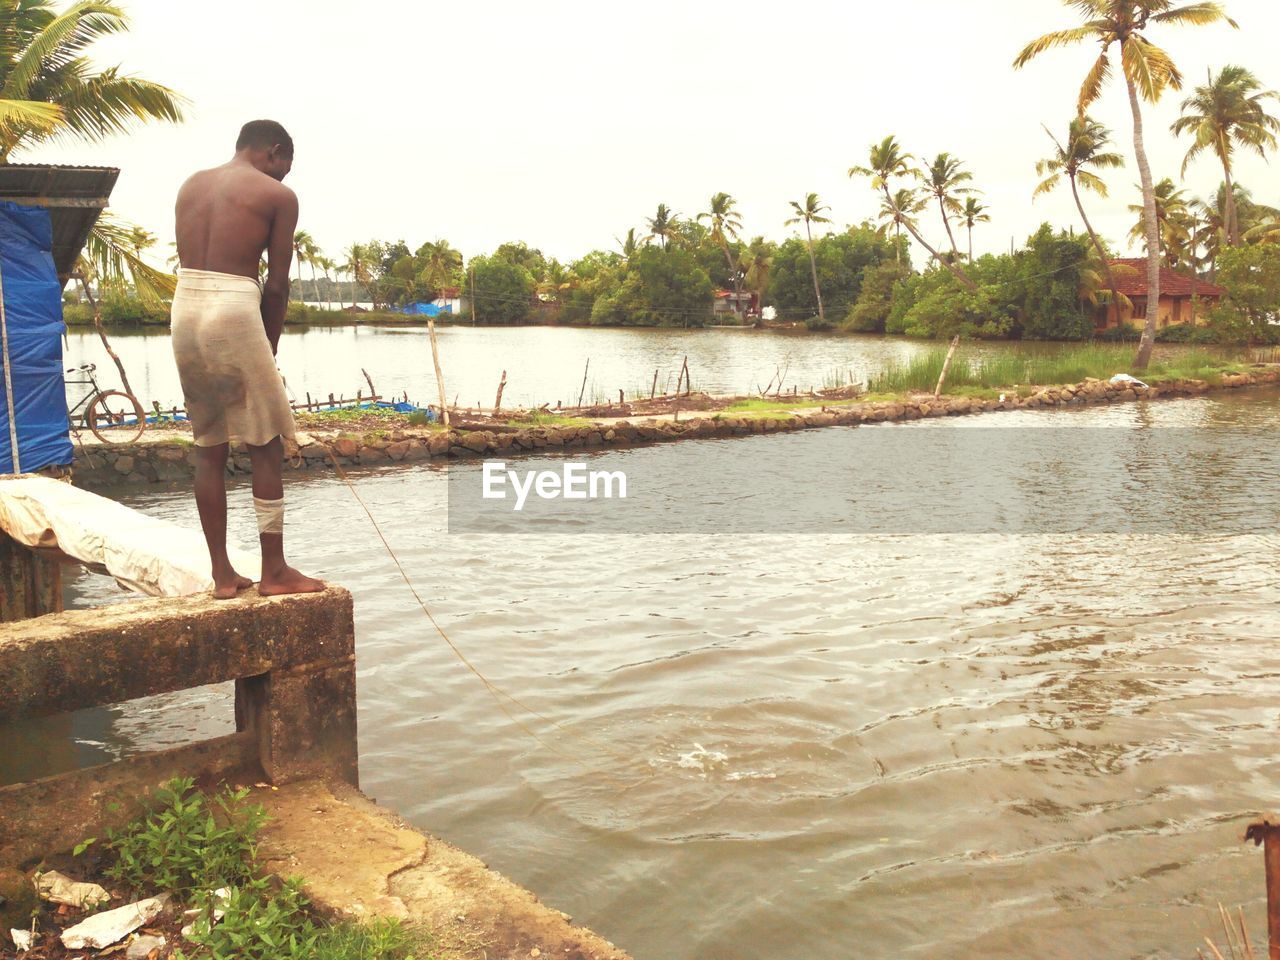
[1109,259,1226,299]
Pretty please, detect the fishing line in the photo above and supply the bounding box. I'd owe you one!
[320,441,658,791]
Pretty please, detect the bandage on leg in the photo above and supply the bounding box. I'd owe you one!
[253,496,285,535]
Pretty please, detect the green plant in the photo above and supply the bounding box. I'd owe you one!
[105,778,264,895]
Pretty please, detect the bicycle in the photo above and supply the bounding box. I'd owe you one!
[65,362,146,444]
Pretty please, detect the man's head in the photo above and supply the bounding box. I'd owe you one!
[235,120,293,181]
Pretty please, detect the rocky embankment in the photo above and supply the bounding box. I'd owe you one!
[71,367,1280,489]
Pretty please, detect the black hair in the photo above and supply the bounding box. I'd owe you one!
[235,119,293,157]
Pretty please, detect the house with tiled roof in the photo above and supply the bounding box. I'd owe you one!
[1097,258,1226,330]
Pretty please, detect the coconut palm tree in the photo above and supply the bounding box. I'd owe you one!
[876,189,929,268]
[342,243,371,309]
[646,203,678,249]
[1128,178,1193,266]
[1171,65,1280,246]
[0,0,185,162]
[1034,116,1127,323]
[1014,0,1239,370]
[698,192,746,319]
[0,1,187,301]
[784,192,832,324]
[616,227,644,261]
[959,197,990,262]
[850,136,975,290]
[739,237,773,323]
[316,255,336,309]
[921,153,974,255]
[292,230,313,302]
[305,238,324,304]
[418,240,462,298]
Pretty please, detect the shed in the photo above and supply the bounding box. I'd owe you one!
[0,164,118,473]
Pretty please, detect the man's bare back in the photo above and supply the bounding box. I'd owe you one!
[175,161,296,281]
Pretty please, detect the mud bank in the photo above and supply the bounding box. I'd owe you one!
[70,367,1280,490]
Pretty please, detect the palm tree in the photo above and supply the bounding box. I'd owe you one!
[646,203,678,249]
[1171,65,1280,247]
[1034,116,1127,323]
[876,189,928,267]
[292,230,313,302]
[1015,0,1238,369]
[418,240,462,299]
[305,238,323,304]
[850,136,975,290]
[784,192,832,324]
[1128,178,1193,266]
[698,192,746,319]
[959,197,991,262]
[342,243,371,309]
[126,225,155,258]
[0,1,185,162]
[616,227,643,261]
[316,255,336,309]
[739,237,773,323]
[921,153,974,255]
[0,1,187,301]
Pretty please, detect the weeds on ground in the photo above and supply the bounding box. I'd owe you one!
[867,344,1251,395]
[78,778,428,960]
[508,411,593,428]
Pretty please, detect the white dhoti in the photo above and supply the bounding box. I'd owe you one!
[170,268,295,447]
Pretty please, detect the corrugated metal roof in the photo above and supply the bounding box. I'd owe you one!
[0,164,119,282]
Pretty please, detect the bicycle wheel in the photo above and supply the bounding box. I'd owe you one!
[85,390,146,444]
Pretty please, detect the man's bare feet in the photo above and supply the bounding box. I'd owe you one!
[212,571,254,600]
[258,564,325,596]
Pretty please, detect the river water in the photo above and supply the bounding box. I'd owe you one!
[60,323,1225,412]
[13,362,1278,959]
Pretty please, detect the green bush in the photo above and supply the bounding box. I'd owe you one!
[105,778,264,895]
[93,778,425,960]
[100,290,168,325]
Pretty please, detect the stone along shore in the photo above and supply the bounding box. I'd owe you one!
[71,367,1280,490]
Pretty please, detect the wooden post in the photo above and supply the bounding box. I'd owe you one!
[680,355,691,396]
[428,319,450,427]
[618,388,624,405]
[1246,818,1280,960]
[577,358,590,408]
[934,335,960,399]
[361,368,376,397]
[493,370,507,416]
[650,369,659,400]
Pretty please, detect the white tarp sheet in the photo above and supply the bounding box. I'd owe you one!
[0,475,257,597]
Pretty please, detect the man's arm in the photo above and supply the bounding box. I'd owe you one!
[262,187,299,355]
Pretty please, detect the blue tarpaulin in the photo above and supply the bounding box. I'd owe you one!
[0,201,72,473]
[398,302,452,317]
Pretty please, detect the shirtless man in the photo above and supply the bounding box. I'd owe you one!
[172,119,323,598]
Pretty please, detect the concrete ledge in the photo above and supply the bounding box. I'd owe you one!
[256,779,632,960]
[0,587,354,722]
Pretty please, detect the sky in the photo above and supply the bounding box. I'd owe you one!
[32,0,1280,271]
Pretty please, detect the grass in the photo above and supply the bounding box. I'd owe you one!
[61,778,433,960]
[867,344,1250,395]
[507,411,594,428]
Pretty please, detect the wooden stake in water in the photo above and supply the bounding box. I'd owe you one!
[1246,817,1280,960]
[650,369,659,400]
[428,319,450,427]
[493,370,507,416]
[935,335,960,399]
[577,358,590,408]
